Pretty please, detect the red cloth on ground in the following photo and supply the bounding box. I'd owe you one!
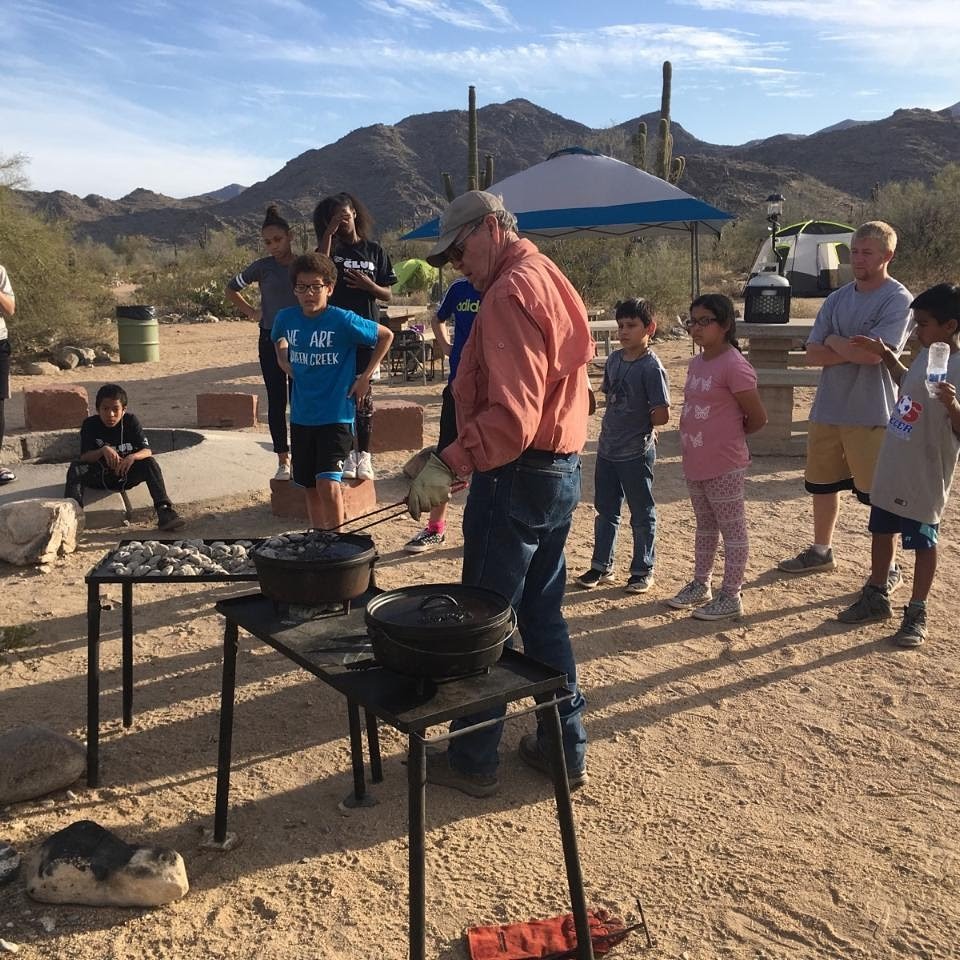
[466,908,627,959]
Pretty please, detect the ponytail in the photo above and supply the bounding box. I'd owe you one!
[262,203,290,233]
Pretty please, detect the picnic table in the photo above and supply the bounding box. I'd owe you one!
[739,320,817,456]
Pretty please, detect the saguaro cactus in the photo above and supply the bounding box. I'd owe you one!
[653,61,685,184]
[441,85,496,197]
[632,122,647,170]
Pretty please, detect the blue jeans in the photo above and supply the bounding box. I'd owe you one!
[590,446,656,577]
[448,450,587,778]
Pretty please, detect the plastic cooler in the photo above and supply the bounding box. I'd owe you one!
[744,274,791,324]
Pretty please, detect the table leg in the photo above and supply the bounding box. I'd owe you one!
[121,581,133,727]
[213,620,239,844]
[86,582,101,788]
[341,701,376,808]
[408,733,426,960]
[542,703,594,960]
[365,710,383,783]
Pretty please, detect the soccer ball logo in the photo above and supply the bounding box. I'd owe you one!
[896,394,922,423]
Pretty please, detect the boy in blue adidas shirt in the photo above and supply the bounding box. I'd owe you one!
[272,253,393,530]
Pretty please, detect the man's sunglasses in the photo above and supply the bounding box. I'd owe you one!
[447,220,484,264]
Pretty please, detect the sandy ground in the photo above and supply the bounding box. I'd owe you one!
[1,321,959,960]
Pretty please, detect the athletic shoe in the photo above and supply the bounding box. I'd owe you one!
[356,451,375,481]
[892,604,927,648]
[518,733,588,791]
[885,564,904,595]
[778,546,836,574]
[625,574,654,594]
[425,753,499,798]
[342,450,358,479]
[273,462,291,481]
[576,568,614,588]
[691,591,744,621]
[664,579,712,609]
[404,528,446,553]
[0,466,15,484]
[157,505,186,532]
[837,584,891,624]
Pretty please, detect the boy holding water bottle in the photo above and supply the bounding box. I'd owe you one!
[837,283,960,646]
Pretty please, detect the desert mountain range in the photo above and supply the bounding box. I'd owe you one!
[18,99,960,247]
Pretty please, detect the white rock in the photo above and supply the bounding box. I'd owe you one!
[0,938,20,954]
[26,820,189,908]
[0,500,83,566]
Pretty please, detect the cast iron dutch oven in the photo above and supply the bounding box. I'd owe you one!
[251,531,377,605]
[365,584,516,678]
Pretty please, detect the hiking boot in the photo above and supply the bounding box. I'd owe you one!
[885,564,904,595]
[664,579,712,610]
[837,584,891,624]
[356,451,375,481]
[892,604,927,648]
[691,591,743,621]
[625,574,654,594]
[342,450,358,479]
[518,733,588,791]
[425,753,499,798]
[157,505,185,532]
[778,546,836,574]
[576,568,614,588]
[404,527,446,553]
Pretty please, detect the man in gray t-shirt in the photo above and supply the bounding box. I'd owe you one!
[779,221,913,576]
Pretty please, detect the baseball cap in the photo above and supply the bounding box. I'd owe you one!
[425,191,506,267]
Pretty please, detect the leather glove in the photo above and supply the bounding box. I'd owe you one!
[407,453,456,521]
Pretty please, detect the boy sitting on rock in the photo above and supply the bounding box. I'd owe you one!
[64,383,185,531]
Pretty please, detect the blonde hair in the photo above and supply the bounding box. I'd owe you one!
[854,220,897,254]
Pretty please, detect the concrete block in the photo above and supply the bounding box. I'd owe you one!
[23,387,89,431]
[371,400,424,454]
[270,478,377,521]
[197,393,258,429]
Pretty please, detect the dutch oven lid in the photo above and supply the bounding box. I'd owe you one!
[366,583,511,632]
[253,531,375,563]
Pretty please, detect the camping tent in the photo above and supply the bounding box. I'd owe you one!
[393,258,438,294]
[748,220,855,296]
[401,148,734,295]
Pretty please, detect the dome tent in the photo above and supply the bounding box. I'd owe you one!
[748,220,855,297]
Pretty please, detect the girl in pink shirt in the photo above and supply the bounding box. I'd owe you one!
[666,295,767,620]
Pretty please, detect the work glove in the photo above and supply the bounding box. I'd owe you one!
[407,453,456,521]
[401,445,437,480]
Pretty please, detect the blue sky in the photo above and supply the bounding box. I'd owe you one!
[1,0,955,199]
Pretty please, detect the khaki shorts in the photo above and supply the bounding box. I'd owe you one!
[804,422,886,498]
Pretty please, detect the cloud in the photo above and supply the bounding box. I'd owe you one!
[361,0,517,31]
[681,0,957,71]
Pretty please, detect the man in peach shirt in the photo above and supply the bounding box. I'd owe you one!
[408,191,594,797]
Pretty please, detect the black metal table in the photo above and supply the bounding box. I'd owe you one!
[84,538,264,787]
[213,592,595,960]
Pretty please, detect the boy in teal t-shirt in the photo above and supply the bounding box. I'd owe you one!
[271,253,392,531]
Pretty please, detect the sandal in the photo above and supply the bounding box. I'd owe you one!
[0,467,16,484]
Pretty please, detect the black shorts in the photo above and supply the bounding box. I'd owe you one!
[438,383,458,454]
[290,422,354,487]
[0,339,10,402]
[868,505,938,550]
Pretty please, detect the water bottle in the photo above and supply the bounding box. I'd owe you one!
[926,342,950,397]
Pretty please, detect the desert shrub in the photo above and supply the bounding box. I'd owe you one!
[543,234,692,317]
[0,187,114,353]
[869,164,960,291]
[134,229,253,317]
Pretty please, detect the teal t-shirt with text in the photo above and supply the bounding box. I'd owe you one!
[271,305,379,426]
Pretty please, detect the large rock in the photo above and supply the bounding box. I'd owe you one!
[25,820,189,907]
[0,726,86,803]
[25,361,60,376]
[23,386,89,430]
[0,499,84,565]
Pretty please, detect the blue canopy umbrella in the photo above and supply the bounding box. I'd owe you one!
[402,147,734,294]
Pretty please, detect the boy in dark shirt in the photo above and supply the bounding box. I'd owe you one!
[64,383,185,531]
